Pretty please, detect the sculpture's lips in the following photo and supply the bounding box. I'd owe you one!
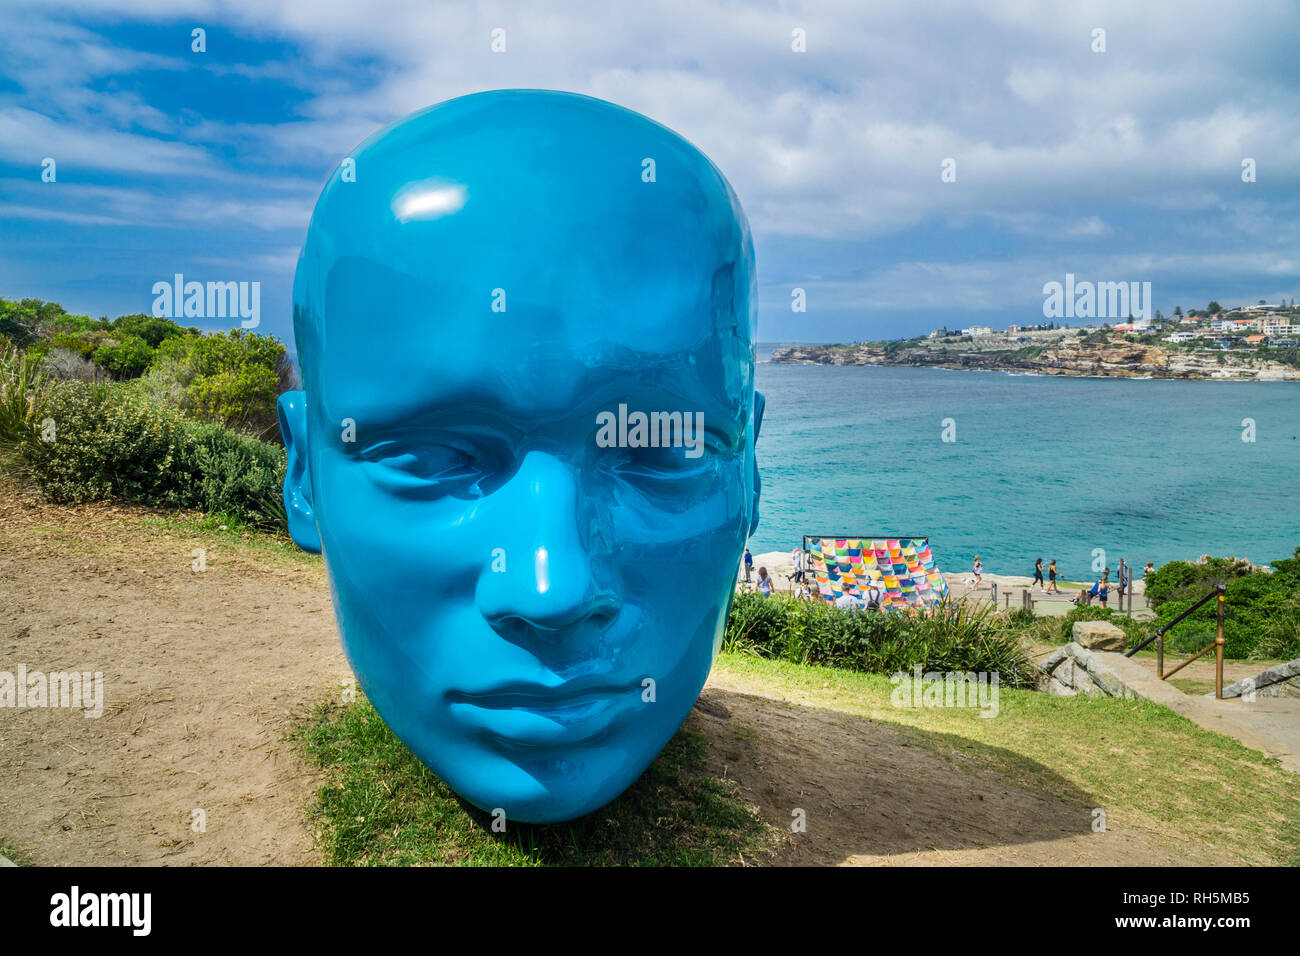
[449,681,634,714]
[446,679,641,743]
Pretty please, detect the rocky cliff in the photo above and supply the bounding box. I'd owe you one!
[769,337,1300,381]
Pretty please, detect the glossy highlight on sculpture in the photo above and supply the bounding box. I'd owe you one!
[279,89,761,823]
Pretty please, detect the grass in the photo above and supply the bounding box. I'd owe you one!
[1168,677,1216,696]
[293,695,780,866]
[0,837,30,866]
[714,653,1300,866]
[0,466,319,573]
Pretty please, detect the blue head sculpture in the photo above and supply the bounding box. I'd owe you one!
[279,90,761,823]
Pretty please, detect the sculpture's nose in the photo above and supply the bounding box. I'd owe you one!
[475,450,620,649]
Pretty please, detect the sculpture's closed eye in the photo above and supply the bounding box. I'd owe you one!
[360,439,505,500]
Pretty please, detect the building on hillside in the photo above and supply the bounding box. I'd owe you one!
[1165,331,1198,343]
[1243,334,1268,346]
[1270,338,1298,349]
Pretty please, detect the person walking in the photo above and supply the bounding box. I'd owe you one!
[971,555,983,589]
[1032,557,1045,591]
[1046,559,1061,594]
[1096,576,1110,609]
[742,547,753,583]
[791,546,805,584]
[754,566,773,597]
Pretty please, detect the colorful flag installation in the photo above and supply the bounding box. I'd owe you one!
[806,537,950,612]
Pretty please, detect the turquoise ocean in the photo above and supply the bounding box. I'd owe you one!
[749,346,1300,579]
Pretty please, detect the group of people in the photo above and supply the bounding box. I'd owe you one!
[969,554,1148,610]
[743,546,810,600]
[741,546,881,608]
[1030,557,1063,593]
[1069,562,1138,610]
[743,544,1157,613]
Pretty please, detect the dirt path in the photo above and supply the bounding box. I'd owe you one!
[0,487,1227,866]
[0,487,348,865]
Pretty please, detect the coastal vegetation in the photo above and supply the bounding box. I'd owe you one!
[1145,553,1300,660]
[0,295,292,532]
[1,295,293,439]
[724,591,1038,685]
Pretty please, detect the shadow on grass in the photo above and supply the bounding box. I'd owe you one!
[295,682,1120,867]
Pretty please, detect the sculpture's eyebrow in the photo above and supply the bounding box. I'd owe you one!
[326,354,748,438]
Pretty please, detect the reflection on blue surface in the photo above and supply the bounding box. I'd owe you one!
[279,90,760,823]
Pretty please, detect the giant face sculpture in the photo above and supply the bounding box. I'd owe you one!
[279,90,761,823]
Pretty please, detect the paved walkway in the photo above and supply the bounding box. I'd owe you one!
[946,573,1152,618]
[1029,644,1300,773]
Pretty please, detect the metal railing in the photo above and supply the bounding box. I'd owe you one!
[1125,583,1227,699]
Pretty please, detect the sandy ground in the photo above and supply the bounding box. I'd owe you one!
[0,487,349,865]
[0,488,1231,866]
[696,670,1232,866]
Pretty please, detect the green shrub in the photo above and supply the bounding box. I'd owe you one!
[93,334,154,378]
[723,592,1036,686]
[1145,557,1254,606]
[175,422,286,529]
[22,381,189,505]
[110,313,190,349]
[149,329,293,439]
[18,380,288,531]
[0,344,54,449]
[1146,552,1300,660]
[1256,605,1300,661]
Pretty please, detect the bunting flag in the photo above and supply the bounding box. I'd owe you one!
[805,536,950,613]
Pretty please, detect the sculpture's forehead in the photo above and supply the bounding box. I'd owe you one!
[300,91,754,424]
[312,255,752,425]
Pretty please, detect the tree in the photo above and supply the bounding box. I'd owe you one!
[146,329,294,438]
[111,313,189,349]
[1207,301,1224,314]
[93,334,154,378]
[1174,305,1182,317]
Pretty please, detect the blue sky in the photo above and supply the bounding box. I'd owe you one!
[1,0,1297,352]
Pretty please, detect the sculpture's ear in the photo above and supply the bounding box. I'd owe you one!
[748,390,764,536]
[277,391,322,554]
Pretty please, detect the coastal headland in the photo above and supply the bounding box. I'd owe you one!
[771,329,1300,381]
